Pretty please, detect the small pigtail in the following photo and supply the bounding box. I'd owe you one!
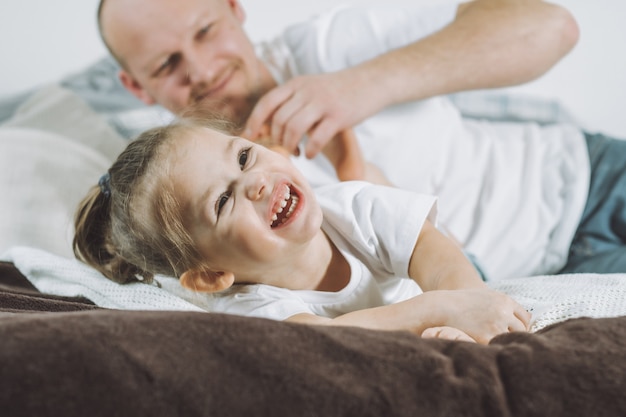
[73,185,114,279]
[73,184,151,284]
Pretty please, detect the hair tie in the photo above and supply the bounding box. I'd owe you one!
[98,172,111,198]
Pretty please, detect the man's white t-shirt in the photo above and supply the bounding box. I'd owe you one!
[257,3,590,279]
[169,182,436,321]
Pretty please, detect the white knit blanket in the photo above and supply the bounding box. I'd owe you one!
[1,246,202,312]
[489,274,626,331]
[2,246,626,331]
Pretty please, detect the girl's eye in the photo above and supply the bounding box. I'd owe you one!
[216,147,251,216]
[216,192,231,216]
[238,147,251,170]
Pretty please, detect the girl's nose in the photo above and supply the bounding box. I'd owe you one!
[243,172,268,201]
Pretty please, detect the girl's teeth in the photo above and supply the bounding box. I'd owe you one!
[275,188,290,215]
[285,195,299,217]
[271,185,298,227]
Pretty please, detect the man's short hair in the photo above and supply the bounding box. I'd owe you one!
[97,0,128,70]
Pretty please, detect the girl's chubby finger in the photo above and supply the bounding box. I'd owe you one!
[241,123,291,158]
[247,123,299,157]
[508,316,531,333]
[513,306,532,330]
[421,326,476,343]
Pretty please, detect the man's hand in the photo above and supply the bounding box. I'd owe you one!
[245,71,382,159]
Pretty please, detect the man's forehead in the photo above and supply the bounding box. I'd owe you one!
[102,0,221,31]
[102,0,217,68]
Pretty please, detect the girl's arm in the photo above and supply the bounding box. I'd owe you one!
[286,288,527,344]
[254,126,392,185]
[408,219,485,291]
[285,219,530,343]
[407,219,531,340]
[321,129,394,186]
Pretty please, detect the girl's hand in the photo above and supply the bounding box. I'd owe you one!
[428,288,531,344]
[421,326,476,343]
[246,125,372,183]
[287,288,530,345]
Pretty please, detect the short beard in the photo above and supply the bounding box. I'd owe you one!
[227,89,263,135]
[184,86,265,136]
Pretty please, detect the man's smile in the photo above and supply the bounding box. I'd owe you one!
[191,66,236,105]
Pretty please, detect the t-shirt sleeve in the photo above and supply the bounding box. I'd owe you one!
[158,276,315,321]
[207,285,316,322]
[283,2,460,74]
[318,182,437,278]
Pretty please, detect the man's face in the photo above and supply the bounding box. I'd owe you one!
[102,0,275,127]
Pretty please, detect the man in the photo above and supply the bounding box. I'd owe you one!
[99,0,577,154]
[97,0,626,279]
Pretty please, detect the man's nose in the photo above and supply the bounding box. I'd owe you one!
[243,172,268,201]
[185,48,216,85]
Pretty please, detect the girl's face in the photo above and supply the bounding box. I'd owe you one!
[170,127,324,284]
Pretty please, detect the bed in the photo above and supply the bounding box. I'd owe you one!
[1,57,625,417]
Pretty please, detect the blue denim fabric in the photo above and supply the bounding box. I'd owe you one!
[559,132,626,273]
[464,252,488,281]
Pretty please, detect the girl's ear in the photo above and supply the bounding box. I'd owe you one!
[179,269,235,293]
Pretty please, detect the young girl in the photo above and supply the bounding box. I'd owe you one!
[73,117,530,344]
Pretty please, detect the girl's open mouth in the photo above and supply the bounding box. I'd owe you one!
[270,184,300,228]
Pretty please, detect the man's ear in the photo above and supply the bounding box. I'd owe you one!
[118,70,156,106]
[227,0,246,23]
[179,269,235,293]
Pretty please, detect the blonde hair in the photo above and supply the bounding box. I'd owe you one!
[73,117,236,284]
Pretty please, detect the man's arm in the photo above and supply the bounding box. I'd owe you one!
[365,0,579,110]
[245,0,579,157]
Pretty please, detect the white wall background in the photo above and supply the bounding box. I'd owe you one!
[1,0,625,137]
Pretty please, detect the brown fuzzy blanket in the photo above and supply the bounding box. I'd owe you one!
[1,261,625,417]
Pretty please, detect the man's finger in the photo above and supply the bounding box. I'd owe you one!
[245,86,294,139]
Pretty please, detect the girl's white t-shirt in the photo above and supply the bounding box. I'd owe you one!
[257,3,590,279]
